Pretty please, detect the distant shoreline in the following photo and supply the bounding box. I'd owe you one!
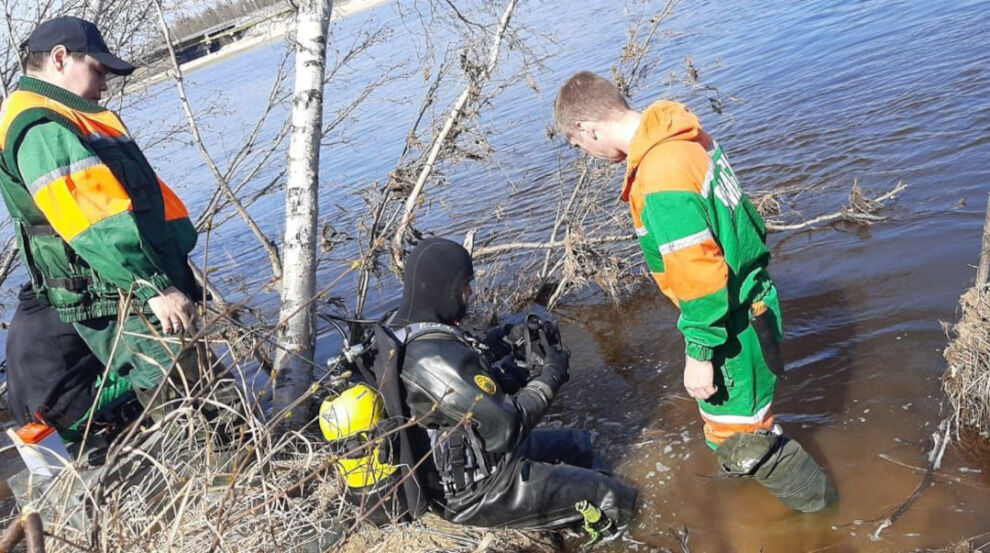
[126,0,392,93]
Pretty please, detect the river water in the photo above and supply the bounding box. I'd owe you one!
[4,0,990,551]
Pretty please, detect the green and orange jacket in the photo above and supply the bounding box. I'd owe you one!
[623,101,776,361]
[0,77,198,322]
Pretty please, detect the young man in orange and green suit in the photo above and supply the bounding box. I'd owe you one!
[553,71,837,512]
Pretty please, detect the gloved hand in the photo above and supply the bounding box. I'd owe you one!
[481,323,509,349]
[538,344,570,390]
[507,314,564,377]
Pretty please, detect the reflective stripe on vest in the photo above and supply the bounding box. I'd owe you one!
[0,90,131,150]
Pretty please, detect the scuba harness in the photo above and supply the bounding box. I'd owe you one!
[318,318,495,499]
[316,316,441,523]
[317,313,621,543]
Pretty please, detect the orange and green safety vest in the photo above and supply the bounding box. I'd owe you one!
[0,76,197,322]
[623,101,779,362]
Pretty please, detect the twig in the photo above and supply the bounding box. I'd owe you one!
[473,234,632,258]
[877,453,984,489]
[871,415,952,541]
[151,0,283,279]
[671,524,690,553]
[765,182,906,232]
[471,533,496,553]
[539,162,589,278]
[390,0,519,270]
[0,235,18,291]
[353,63,448,317]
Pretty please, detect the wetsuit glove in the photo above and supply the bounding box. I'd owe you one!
[514,346,569,433]
[536,346,570,391]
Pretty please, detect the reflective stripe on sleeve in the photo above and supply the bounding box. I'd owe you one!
[659,228,714,256]
[699,402,772,425]
[27,156,103,195]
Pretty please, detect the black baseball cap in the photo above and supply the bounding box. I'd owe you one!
[25,16,136,76]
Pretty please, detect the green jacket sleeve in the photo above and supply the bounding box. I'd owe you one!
[16,121,173,300]
[641,189,730,361]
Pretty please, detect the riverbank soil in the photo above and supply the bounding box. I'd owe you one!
[944,287,990,434]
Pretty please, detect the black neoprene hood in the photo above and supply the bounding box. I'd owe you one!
[394,238,475,326]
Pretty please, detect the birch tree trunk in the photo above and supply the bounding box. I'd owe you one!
[272,0,332,433]
[84,0,105,26]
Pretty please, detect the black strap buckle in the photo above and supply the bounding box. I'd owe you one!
[441,437,471,495]
[46,276,91,292]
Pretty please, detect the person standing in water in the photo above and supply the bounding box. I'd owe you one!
[552,71,836,512]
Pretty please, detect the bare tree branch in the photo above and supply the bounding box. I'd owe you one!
[764,181,907,232]
[390,0,519,270]
[152,0,284,279]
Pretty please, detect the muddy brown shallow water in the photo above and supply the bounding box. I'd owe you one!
[554,217,990,552]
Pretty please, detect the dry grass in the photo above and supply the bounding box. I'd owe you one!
[0,320,556,553]
[944,287,990,435]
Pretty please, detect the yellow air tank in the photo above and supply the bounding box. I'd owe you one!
[319,383,398,489]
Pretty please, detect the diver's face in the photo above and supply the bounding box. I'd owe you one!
[462,282,474,306]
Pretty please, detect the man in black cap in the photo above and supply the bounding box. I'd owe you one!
[388,238,638,543]
[0,16,214,421]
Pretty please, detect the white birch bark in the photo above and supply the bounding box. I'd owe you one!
[84,0,105,26]
[272,0,332,432]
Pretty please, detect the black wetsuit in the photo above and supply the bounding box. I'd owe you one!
[392,238,637,530]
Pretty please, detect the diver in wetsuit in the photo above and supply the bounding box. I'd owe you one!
[392,237,637,535]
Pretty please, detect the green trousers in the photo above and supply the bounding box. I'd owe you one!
[698,286,781,449]
[73,314,241,434]
[59,369,133,442]
[73,314,195,391]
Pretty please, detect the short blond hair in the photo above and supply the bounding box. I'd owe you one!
[553,71,630,138]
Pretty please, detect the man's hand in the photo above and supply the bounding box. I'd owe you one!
[147,286,197,334]
[684,356,717,400]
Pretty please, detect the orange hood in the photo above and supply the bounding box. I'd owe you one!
[622,101,711,201]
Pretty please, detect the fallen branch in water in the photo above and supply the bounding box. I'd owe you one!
[671,524,690,553]
[390,0,520,270]
[877,453,984,489]
[472,234,633,258]
[871,415,952,541]
[764,181,907,232]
